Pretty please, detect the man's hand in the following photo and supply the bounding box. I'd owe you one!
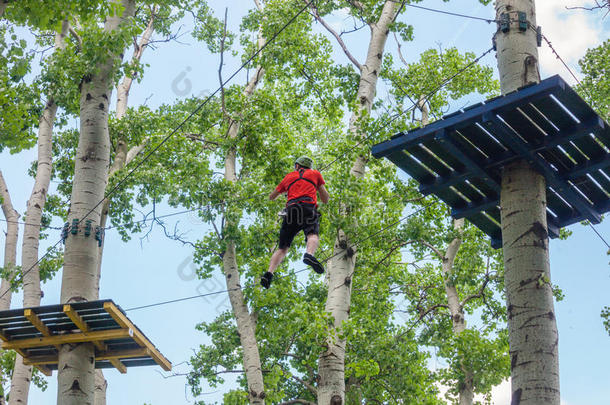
[318,184,329,204]
[269,190,280,200]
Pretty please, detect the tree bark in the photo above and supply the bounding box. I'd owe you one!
[92,369,107,405]
[0,1,7,19]
[495,1,560,404]
[57,2,135,404]
[91,16,155,403]
[317,3,397,404]
[8,20,68,405]
[222,32,266,401]
[0,170,19,311]
[216,3,266,401]
[439,219,475,405]
[96,5,155,297]
[0,170,16,405]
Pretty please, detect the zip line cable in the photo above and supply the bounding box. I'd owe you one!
[124,203,436,311]
[403,3,498,23]
[589,223,610,250]
[0,0,315,303]
[0,218,64,230]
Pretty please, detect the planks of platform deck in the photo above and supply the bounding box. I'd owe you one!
[0,300,171,375]
[372,75,610,248]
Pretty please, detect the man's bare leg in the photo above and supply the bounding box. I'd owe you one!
[268,247,289,274]
[261,247,288,289]
[303,233,324,274]
[305,233,319,255]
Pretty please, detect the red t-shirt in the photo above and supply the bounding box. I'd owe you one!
[276,169,325,205]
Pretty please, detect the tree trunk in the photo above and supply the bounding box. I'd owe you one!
[495,1,560,404]
[440,219,475,405]
[0,2,7,19]
[216,4,266,400]
[0,170,19,311]
[91,17,155,403]
[223,242,266,403]
[317,3,397,404]
[92,369,107,405]
[96,4,155,299]
[222,49,266,401]
[57,3,135,404]
[0,170,17,403]
[8,20,68,405]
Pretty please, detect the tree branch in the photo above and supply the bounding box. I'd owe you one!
[125,138,149,165]
[290,374,317,396]
[416,239,444,260]
[68,25,82,50]
[566,1,609,15]
[460,270,492,308]
[307,2,362,71]
[417,303,449,320]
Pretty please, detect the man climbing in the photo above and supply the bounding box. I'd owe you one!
[261,156,330,289]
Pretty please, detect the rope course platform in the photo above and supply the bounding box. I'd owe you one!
[372,75,610,248]
[0,300,171,376]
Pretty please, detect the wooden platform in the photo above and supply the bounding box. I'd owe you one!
[372,75,610,248]
[0,300,171,376]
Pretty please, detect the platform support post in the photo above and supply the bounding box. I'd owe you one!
[495,1,560,404]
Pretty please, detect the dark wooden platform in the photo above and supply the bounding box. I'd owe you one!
[0,300,171,375]
[372,75,610,248]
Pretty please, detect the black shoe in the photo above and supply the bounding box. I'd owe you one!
[303,253,324,274]
[260,271,273,289]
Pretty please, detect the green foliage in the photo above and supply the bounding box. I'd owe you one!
[191,1,233,53]
[578,41,610,338]
[380,47,499,124]
[577,39,609,121]
[0,350,48,399]
[3,0,110,30]
[0,25,39,153]
[436,329,509,403]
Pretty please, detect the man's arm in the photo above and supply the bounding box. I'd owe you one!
[318,184,329,204]
[269,190,280,200]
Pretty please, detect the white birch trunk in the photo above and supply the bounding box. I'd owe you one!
[222,55,266,402]
[317,3,397,404]
[57,3,135,404]
[0,168,16,405]
[0,170,19,311]
[440,219,475,405]
[92,370,107,405]
[8,21,68,405]
[91,19,154,403]
[495,1,559,404]
[96,4,155,297]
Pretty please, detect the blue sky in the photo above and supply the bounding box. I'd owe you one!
[1,1,609,404]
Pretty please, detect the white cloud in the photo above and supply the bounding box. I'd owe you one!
[436,379,510,404]
[488,380,511,404]
[536,0,606,83]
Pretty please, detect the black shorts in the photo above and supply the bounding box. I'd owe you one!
[278,203,320,249]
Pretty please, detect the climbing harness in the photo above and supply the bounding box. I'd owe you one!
[285,168,317,206]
